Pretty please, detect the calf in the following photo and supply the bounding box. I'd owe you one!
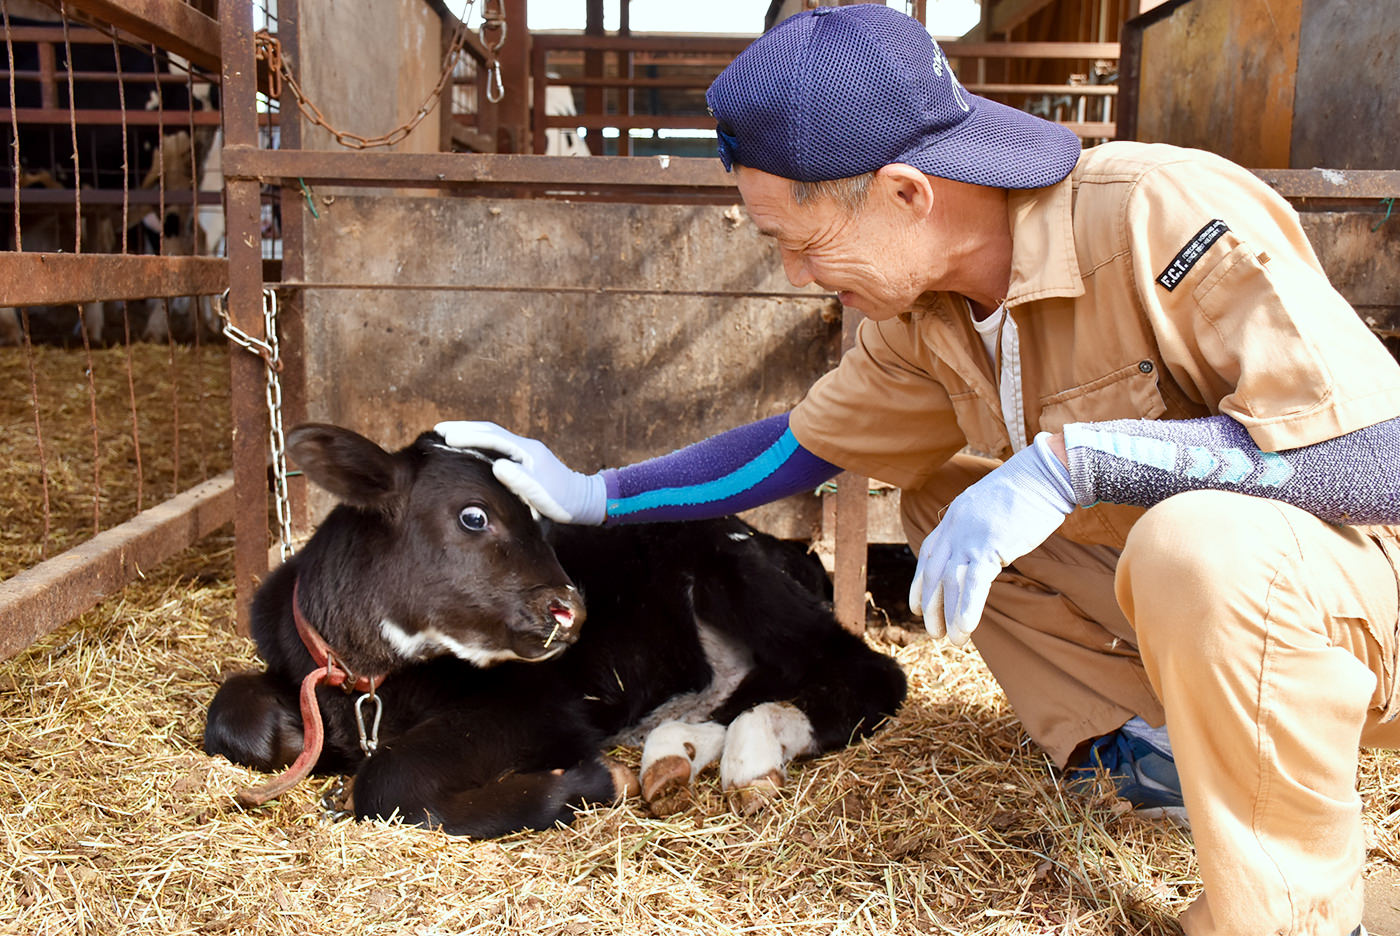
[204,424,906,837]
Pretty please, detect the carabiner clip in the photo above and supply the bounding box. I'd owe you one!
[355,691,383,756]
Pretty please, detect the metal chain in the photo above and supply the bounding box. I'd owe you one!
[318,775,353,821]
[254,1,489,151]
[219,288,295,562]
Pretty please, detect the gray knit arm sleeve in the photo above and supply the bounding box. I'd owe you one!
[1063,415,1400,525]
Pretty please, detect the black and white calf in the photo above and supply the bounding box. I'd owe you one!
[204,424,906,837]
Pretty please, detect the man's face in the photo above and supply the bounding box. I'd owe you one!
[736,166,928,321]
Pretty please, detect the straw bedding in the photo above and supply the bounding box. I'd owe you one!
[2,346,1399,936]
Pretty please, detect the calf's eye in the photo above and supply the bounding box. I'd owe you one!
[458,506,489,532]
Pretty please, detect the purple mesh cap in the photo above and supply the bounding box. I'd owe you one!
[705,4,1082,189]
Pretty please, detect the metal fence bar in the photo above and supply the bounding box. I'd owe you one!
[0,106,222,124]
[222,147,1400,202]
[0,189,223,204]
[535,34,754,54]
[58,0,220,72]
[0,471,234,661]
[4,0,54,561]
[221,0,270,635]
[942,41,1120,59]
[222,147,734,190]
[0,253,226,303]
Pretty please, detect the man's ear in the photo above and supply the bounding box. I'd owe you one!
[875,163,935,219]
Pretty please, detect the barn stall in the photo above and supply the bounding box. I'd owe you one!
[2,0,1400,934]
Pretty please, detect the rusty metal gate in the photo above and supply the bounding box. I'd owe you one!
[0,0,229,656]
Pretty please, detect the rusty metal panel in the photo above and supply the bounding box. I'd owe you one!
[296,195,841,540]
[1256,170,1400,346]
[0,473,233,661]
[1297,212,1400,324]
[1289,0,1400,171]
[294,0,444,155]
[1129,0,1300,168]
[0,253,226,304]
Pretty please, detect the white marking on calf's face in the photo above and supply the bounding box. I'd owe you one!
[720,702,816,790]
[379,617,564,668]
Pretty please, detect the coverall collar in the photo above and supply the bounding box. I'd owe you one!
[1004,173,1085,308]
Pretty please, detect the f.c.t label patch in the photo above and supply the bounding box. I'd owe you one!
[1156,219,1229,291]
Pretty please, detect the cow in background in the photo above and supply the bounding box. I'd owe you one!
[1,7,221,346]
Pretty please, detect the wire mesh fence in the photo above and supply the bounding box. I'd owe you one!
[0,0,234,649]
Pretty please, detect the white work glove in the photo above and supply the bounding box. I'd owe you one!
[909,432,1078,646]
[433,420,607,525]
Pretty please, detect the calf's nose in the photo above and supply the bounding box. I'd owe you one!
[548,586,585,630]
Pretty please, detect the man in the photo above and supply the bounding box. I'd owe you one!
[437,5,1400,934]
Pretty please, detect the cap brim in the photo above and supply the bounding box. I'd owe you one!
[897,94,1083,190]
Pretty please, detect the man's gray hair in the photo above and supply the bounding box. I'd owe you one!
[790,172,876,212]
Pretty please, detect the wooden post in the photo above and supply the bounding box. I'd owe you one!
[831,308,868,635]
[584,0,605,155]
[498,0,530,153]
[278,0,309,540]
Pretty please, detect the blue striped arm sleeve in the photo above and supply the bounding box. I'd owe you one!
[600,413,841,525]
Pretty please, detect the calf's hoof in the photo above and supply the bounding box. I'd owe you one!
[640,754,694,817]
[605,759,640,801]
[727,769,784,817]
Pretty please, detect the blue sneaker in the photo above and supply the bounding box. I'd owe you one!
[1065,726,1186,818]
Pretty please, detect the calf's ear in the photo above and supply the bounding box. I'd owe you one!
[286,423,408,511]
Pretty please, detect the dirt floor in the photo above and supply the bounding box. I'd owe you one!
[3,345,1400,935]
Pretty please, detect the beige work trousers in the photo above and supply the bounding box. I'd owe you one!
[901,459,1400,936]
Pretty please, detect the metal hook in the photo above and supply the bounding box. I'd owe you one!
[355,691,383,756]
[486,59,505,104]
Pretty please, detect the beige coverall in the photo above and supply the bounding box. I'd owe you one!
[789,141,1400,936]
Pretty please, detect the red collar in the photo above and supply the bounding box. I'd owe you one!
[235,578,385,809]
[292,578,385,694]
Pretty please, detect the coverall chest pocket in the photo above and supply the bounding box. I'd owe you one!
[1037,360,1168,434]
[947,389,1011,460]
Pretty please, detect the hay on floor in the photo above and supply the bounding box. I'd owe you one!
[0,537,1211,936]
